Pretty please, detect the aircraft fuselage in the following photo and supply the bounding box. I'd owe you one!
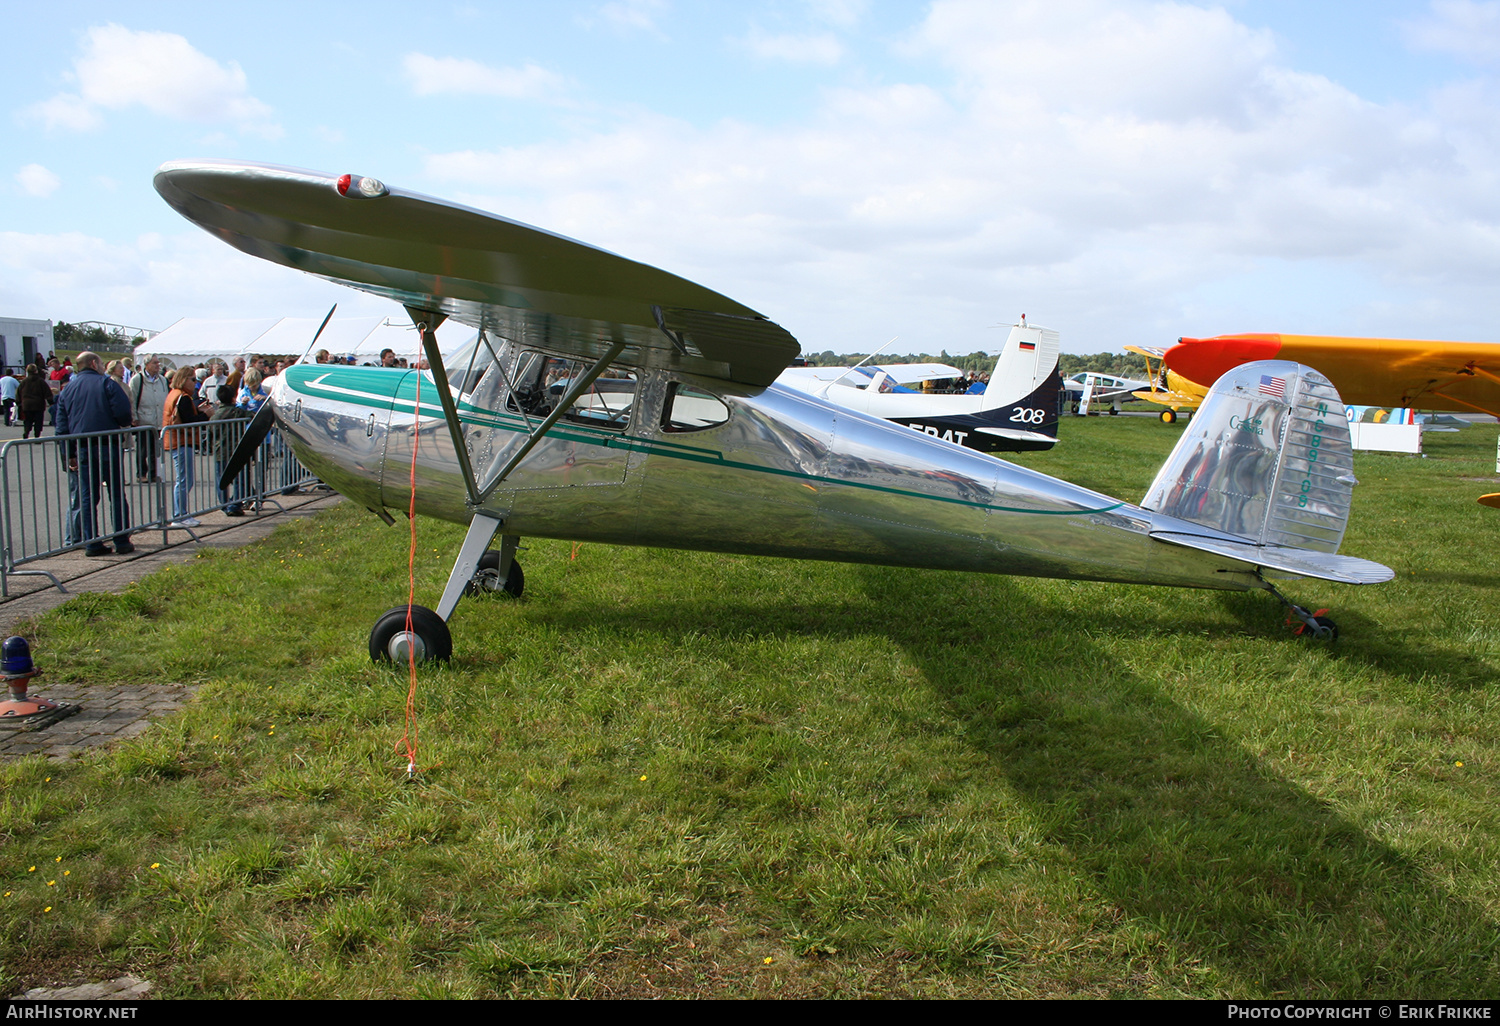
[273,358,1258,592]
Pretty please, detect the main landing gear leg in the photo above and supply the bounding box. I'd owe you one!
[1260,577,1338,641]
[436,513,505,621]
[369,513,507,664]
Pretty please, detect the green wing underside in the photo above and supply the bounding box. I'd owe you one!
[154,160,800,388]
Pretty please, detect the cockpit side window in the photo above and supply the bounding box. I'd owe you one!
[507,351,637,430]
[661,382,731,432]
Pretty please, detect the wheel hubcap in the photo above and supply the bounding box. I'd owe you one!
[387,630,426,662]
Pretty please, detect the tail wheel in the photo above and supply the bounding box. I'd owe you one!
[370,605,452,663]
[466,551,524,598]
[1160,409,1177,424]
[1302,616,1338,642]
[1291,613,1338,642]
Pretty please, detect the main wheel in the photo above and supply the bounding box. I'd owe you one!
[369,605,452,663]
[1160,409,1177,424]
[466,552,524,598]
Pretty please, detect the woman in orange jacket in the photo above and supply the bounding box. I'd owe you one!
[163,366,210,527]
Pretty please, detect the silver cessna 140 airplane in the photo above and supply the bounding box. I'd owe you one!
[156,160,1393,662]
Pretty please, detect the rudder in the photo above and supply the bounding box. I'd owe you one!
[1141,360,1357,553]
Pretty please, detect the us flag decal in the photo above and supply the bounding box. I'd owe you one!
[1259,374,1286,399]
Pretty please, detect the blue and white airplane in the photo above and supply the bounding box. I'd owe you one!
[777,320,1063,452]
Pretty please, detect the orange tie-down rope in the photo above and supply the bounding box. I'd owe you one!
[394,351,422,779]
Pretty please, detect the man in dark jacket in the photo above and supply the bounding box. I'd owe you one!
[56,352,135,556]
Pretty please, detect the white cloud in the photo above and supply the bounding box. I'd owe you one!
[25,24,279,137]
[15,165,61,199]
[25,94,100,132]
[1406,0,1500,62]
[415,0,1500,351]
[0,231,386,328]
[583,0,670,36]
[805,0,868,30]
[741,29,844,65]
[402,54,567,100]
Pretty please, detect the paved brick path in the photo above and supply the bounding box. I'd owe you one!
[0,682,199,760]
[0,491,340,762]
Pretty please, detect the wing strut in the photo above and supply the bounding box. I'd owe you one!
[405,307,482,507]
[405,307,627,620]
[1427,364,1500,419]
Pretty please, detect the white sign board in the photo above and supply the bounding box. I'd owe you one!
[1348,421,1422,454]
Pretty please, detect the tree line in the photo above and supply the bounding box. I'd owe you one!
[801,349,1150,378]
[52,322,146,354]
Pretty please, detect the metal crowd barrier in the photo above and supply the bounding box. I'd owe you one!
[0,421,322,596]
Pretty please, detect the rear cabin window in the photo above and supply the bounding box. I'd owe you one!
[661,382,731,432]
[507,352,637,430]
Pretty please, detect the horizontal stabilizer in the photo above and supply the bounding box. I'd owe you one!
[1150,531,1394,585]
[974,426,1057,443]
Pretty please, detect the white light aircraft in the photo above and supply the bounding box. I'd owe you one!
[778,321,1063,451]
[1063,370,1154,415]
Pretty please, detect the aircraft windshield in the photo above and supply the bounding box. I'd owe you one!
[443,335,491,398]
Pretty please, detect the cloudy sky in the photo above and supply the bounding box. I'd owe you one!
[6,1,1500,356]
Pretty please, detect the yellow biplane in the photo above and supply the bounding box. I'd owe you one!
[1123,344,1207,424]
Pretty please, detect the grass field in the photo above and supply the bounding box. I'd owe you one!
[2,415,1498,999]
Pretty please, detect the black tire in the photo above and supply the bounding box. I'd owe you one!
[1160,409,1177,424]
[369,604,452,663]
[1310,616,1338,642]
[466,552,524,598]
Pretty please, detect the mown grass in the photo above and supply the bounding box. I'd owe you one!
[1,417,1497,999]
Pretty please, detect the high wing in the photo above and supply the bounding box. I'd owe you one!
[1166,334,1500,418]
[873,363,967,385]
[1061,371,1150,401]
[779,362,966,392]
[153,160,799,389]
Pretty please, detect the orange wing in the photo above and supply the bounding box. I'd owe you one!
[1165,334,1500,417]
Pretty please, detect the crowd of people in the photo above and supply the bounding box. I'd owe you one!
[12,349,317,557]
[5,345,422,557]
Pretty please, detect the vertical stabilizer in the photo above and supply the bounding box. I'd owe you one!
[981,322,1060,411]
[1142,360,1356,553]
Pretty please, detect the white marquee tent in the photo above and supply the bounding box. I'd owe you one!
[133,315,477,369]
